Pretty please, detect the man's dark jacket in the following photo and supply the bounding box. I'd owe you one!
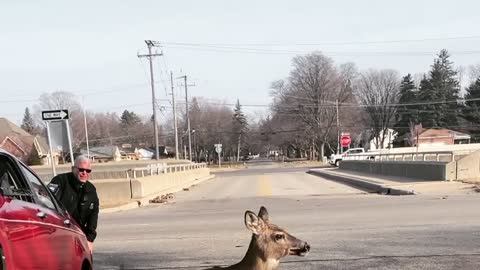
[48,172,99,242]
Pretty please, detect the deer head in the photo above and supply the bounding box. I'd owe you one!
[244,206,310,261]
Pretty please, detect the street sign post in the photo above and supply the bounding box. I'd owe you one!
[214,144,222,168]
[42,109,73,177]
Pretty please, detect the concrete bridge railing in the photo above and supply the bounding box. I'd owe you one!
[340,149,480,181]
[90,163,210,207]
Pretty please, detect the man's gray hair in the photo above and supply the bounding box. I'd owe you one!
[74,155,90,166]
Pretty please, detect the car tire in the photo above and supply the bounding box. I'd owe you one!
[0,248,6,270]
[335,160,340,167]
[81,260,91,270]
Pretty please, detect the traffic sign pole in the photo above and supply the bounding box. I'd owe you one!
[42,109,73,168]
[65,119,75,165]
[214,144,222,168]
[45,121,56,177]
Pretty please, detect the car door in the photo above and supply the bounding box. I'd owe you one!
[18,163,79,270]
[0,153,41,269]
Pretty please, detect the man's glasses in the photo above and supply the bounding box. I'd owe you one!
[76,167,92,173]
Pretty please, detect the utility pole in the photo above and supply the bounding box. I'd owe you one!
[170,71,179,160]
[336,99,340,154]
[177,75,195,161]
[184,76,192,161]
[138,40,163,160]
[82,96,90,159]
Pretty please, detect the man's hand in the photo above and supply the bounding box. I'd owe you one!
[87,241,94,253]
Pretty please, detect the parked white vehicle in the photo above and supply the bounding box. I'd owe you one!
[329,148,366,167]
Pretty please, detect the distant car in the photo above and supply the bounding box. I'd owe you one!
[241,156,251,161]
[0,149,93,270]
[329,148,368,167]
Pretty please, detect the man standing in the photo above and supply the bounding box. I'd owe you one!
[48,155,99,253]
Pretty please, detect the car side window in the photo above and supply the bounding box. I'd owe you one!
[19,164,57,211]
[0,155,33,203]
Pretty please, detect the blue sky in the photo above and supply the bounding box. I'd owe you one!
[1,0,480,125]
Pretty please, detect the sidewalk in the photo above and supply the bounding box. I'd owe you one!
[308,167,479,196]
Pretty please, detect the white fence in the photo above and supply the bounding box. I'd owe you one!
[343,150,476,163]
[126,163,208,179]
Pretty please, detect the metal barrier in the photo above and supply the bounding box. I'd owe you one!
[343,150,475,163]
[127,163,207,179]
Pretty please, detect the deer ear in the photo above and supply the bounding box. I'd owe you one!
[245,210,265,235]
[258,206,270,223]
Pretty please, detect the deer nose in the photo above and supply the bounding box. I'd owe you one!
[303,242,311,253]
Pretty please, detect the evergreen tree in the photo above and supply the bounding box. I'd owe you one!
[189,97,202,128]
[21,107,36,134]
[396,74,418,136]
[120,110,142,143]
[462,78,480,142]
[417,75,440,127]
[120,110,141,129]
[418,49,460,128]
[232,99,248,161]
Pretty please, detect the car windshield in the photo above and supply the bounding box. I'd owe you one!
[1,1,480,269]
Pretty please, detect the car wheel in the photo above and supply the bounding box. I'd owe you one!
[81,260,91,270]
[0,248,6,270]
[335,160,340,167]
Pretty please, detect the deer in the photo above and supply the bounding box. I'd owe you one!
[205,206,310,270]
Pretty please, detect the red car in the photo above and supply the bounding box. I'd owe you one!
[0,149,93,270]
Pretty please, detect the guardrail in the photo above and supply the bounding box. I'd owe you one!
[38,162,208,182]
[126,163,208,179]
[342,150,475,163]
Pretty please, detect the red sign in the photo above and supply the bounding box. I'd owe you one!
[340,135,351,147]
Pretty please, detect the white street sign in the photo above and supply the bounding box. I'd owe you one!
[214,144,222,154]
[42,110,69,120]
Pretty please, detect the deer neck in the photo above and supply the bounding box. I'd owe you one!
[229,235,280,270]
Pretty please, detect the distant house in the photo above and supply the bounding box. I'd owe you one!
[80,145,122,162]
[148,145,175,158]
[119,143,139,160]
[415,128,471,146]
[80,144,155,162]
[369,128,398,150]
[0,117,51,164]
[135,148,154,160]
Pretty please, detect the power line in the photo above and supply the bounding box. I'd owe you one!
[173,96,480,109]
[162,45,480,57]
[0,98,38,104]
[163,35,480,47]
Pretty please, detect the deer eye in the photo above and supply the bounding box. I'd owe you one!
[275,234,285,240]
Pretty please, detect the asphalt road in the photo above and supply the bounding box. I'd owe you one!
[94,160,480,269]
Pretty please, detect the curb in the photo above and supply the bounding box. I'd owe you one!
[307,169,414,196]
[100,174,216,213]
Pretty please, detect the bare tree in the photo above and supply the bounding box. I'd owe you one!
[34,91,85,150]
[175,97,235,162]
[469,64,480,82]
[413,72,426,88]
[353,69,401,149]
[270,52,360,160]
[85,112,122,146]
[457,65,467,94]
